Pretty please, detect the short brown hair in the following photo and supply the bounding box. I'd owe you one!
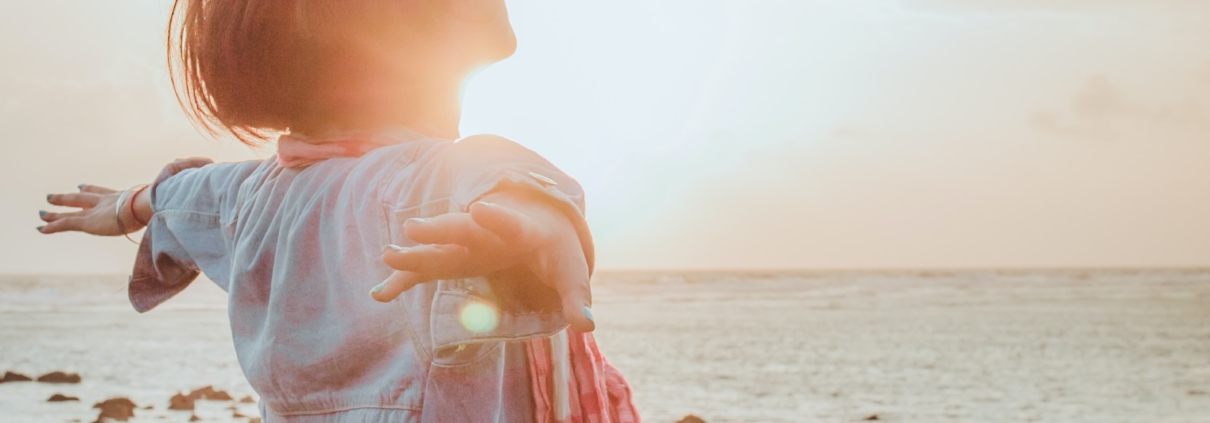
[168,0,415,145]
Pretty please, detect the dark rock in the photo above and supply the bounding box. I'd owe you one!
[185,386,211,398]
[1190,390,1206,395]
[676,415,707,423]
[233,410,247,418]
[185,386,214,400]
[48,393,80,402]
[168,393,195,410]
[1,371,32,382]
[187,385,234,401]
[864,414,880,421]
[239,395,256,404]
[36,371,82,384]
[188,414,201,422]
[143,405,153,410]
[249,418,262,423]
[92,397,137,422]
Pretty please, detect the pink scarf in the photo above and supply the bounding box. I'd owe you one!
[527,330,642,423]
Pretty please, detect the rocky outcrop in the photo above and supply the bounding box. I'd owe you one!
[47,394,80,402]
[168,393,195,410]
[187,386,233,401]
[1,371,32,382]
[92,398,137,422]
[36,371,82,384]
[676,415,707,423]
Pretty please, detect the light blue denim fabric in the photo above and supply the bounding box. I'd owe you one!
[129,132,592,422]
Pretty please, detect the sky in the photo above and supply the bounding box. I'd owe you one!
[1,0,1207,273]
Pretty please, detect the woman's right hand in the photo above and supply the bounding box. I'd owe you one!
[38,184,148,236]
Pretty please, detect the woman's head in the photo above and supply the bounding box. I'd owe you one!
[170,0,515,145]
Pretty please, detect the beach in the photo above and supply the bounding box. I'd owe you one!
[2,270,1209,423]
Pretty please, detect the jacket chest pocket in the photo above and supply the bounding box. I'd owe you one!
[385,196,567,366]
[385,197,483,364]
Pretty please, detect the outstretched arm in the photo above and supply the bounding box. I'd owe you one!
[370,134,596,332]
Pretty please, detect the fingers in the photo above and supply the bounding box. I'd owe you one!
[381,244,474,280]
[39,217,84,234]
[39,210,82,223]
[78,184,118,195]
[545,251,594,332]
[369,270,425,302]
[46,193,100,208]
[469,202,542,248]
[404,213,488,246]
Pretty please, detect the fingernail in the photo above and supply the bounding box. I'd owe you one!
[77,184,85,190]
[386,244,408,253]
[46,194,52,201]
[369,283,386,295]
[39,211,47,218]
[36,226,45,232]
[582,306,594,323]
[406,218,427,227]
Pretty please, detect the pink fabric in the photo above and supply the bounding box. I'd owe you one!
[527,330,642,423]
[276,132,402,169]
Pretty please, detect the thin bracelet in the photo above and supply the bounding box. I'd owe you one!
[114,185,147,245]
[129,184,150,227]
[114,188,132,242]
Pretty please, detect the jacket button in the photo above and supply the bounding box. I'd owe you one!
[529,172,557,187]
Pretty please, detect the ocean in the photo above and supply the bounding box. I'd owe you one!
[2,270,1209,423]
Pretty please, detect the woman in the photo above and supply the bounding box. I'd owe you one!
[38,1,638,422]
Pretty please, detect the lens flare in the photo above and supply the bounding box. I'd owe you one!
[459,301,499,334]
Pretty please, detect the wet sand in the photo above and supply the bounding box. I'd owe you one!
[2,270,1208,423]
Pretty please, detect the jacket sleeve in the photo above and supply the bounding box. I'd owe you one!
[127,158,262,312]
[440,135,595,275]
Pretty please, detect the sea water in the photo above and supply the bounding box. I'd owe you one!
[2,270,1209,423]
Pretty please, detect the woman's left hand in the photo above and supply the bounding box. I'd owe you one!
[372,192,594,331]
[39,184,147,236]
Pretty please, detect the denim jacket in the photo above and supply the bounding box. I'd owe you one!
[127,132,593,422]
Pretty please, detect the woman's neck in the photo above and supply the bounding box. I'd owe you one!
[395,84,462,140]
[295,74,465,140]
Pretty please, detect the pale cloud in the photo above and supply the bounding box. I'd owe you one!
[606,125,1210,269]
[1031,75,1210,141]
